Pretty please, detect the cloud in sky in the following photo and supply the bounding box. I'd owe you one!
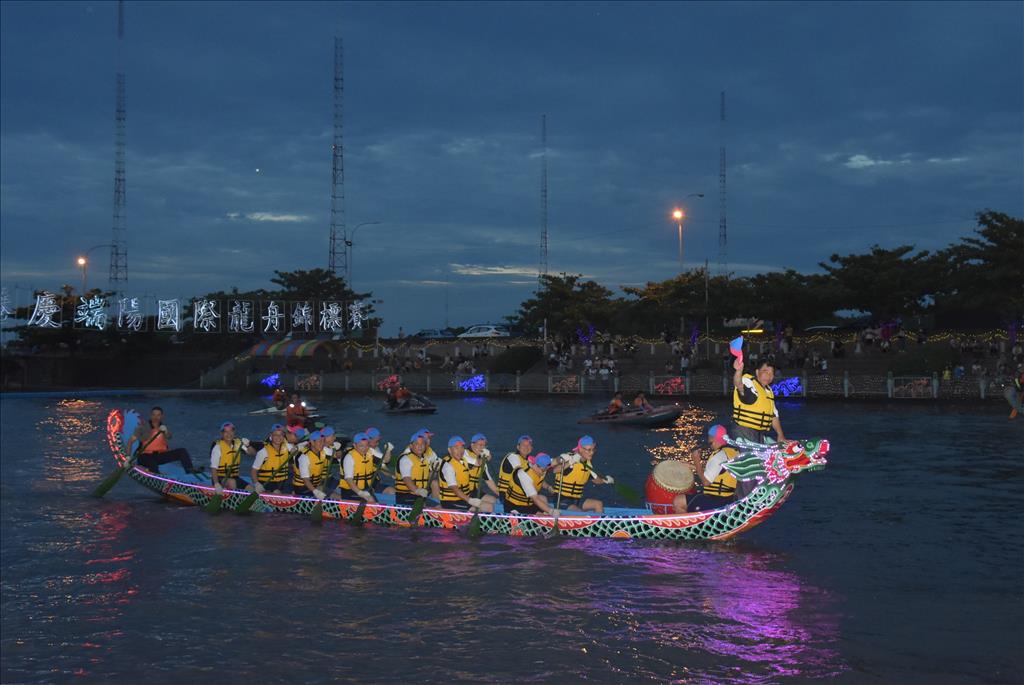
[0,1,1021,334]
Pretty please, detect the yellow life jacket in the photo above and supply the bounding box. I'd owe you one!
[466,451,487,494]
[498,452,527,495]
[504,467,545,508]
[340,448,377,492]
[394,451,430,495]
[292,448,327,489]
[213,438,242,478]
[732,373,777,431]
[702,447,739,497]
[439,455,471,502]
[256,443,291,483]
[555,460,593,499]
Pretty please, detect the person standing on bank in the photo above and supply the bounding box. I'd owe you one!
[732,358,786,444]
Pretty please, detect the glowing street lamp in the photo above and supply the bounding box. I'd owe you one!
[670,194,703,275]
[76,256,88,295]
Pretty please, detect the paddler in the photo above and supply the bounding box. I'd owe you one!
[503,453,559,518]
[732,358,786,444]
[291,430,328,499]
[249,424,293,493]
[497,435,534,496]
[415,427,441,499]
[393,430,432,505]
[605,391,625,415]
[336,432,377,502]
[366,427,396,493]
[285,392,310,429]
[466,433,500,500]
[552,435,613,514]
[210,421,257,494]
[438,436,492,511]
[679,424,741,513]
[128,406,199,474]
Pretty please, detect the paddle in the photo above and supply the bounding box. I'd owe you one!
[92,420,162,498]
[204,487,225,514]
[310,499,323,524]
[466,457,491,538]
[235,490,260,515]
[350,497,368,526]
[585,463,642,507]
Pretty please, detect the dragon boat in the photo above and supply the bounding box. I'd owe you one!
[578,405,683,427]
[103,408,828,541]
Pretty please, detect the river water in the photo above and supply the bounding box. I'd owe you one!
[1,393,1021,684]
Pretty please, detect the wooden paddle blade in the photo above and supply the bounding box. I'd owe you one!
[204,493,224,514]
[310,501,323,524]
[614,483,642,508]
[467,513,483,538]
[235,491,260,515]
[91,466,126,498]
[351,499,368,526]
[408,496,426,524]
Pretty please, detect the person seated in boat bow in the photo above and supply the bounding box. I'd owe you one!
[467,433,500,500]
[678,424,740,513]
[498,435,534,496]
[552,435,613,514]
[394,430,432,506]
[503,453,559,518]
[336,433,378,503]
[605,391,625,415]
[128,406,199,475]
[632,391,654,413]
[292,430,329,499]
[285,393,309,429]
[439,436,493,512]
[210,421,257,495]
[250,424,293,494]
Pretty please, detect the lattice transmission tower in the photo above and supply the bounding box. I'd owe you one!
[718,91,727,277]
[328,36,347,278]
[109,0,128,286]
[539,114,549,278]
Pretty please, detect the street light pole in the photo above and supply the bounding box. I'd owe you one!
[345,221,382,292]
[77,257,87,295]
[670,193,704,275]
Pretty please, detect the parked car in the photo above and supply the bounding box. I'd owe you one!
[457,325,511,339]
[412,328,455,340]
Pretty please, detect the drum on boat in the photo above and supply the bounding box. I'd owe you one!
[644,460,695,514]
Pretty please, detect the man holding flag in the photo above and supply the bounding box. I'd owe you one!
[730,336,786,444]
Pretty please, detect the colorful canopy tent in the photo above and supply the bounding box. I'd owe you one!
[247,339,333,358]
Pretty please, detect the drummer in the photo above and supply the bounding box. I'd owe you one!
[503,453,560,518]
[438,436,492,511]
[291,430,328,499]
[553,435,613,514]
[128,406,199,475]
[678,424,740,513]
[336,432,377,502]
[249,424,293,493]
[393,430,432,505]
[210,421,257,494]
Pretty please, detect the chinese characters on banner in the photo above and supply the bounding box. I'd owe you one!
[157,299,182,332]
[261,300,284,333]
[74,296,109,330]
[228,300,255,333]
[27,292,61,328]
[0,288,12,322]
[192,299,221,332]
[117,297,145,332]
[320,301,344,333]
[291,301,314,333]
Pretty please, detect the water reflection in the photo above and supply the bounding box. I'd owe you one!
[648,405,716,463]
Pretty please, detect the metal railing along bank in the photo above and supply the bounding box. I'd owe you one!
[241,371,1008,401]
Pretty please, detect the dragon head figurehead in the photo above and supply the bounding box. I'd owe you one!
[723,436,829,486]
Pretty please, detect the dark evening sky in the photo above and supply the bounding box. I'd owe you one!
[2,1,1021,333]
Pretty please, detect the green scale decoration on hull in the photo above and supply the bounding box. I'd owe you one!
[104,409,828,541]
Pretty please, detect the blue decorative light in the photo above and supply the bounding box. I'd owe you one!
[459,374,486,392]
[770,376,803,397]
[576,323,596,345]
[260,373,280,388]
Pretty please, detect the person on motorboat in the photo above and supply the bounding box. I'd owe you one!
[272,386,287,410]
[394,384,413,409]
[466,433,500,500]
[336,433,377,503]
[394,430,432,506]
[605,391,625,415]
[632,391,654,413]
[250,424,293,494]
[210,421,256,495]
[552,435,613,514]
[497,434,534,496]
[128,406,200,475]
[438,436,492,512]
[366,427,396,493]
[291,430,328,499]
[678,424,740,513]
[285,393,310,429]
[732,358,786,444]
[503,453,559,518]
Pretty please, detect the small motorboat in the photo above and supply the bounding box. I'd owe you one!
[578,405,683,427]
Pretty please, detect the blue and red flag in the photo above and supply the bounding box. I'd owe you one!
[729,336,744,365]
